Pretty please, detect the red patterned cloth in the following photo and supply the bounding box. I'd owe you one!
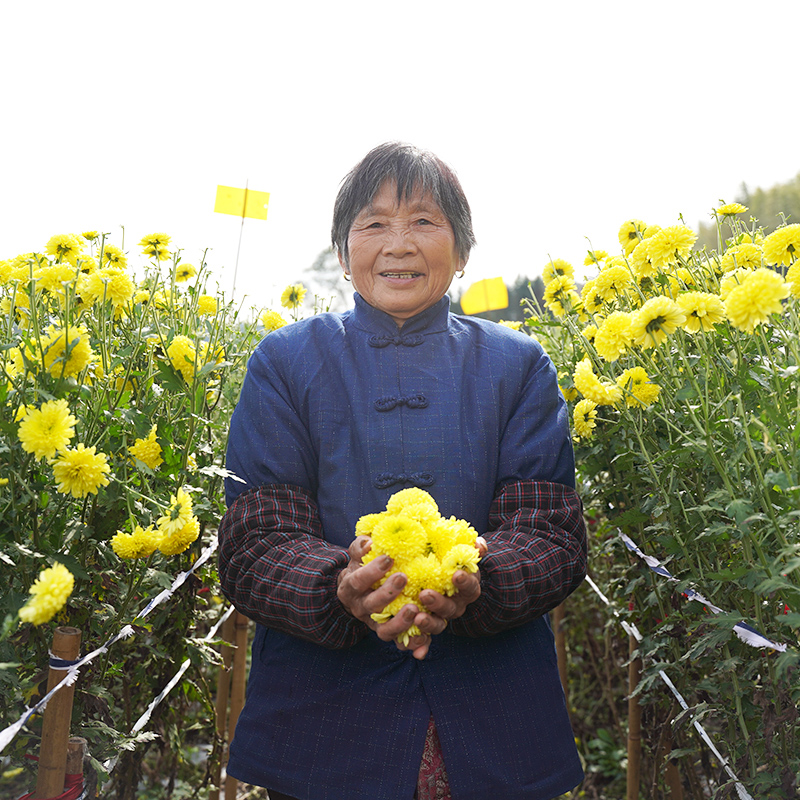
[416,717,451,800]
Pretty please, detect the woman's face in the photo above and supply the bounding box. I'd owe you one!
[340,181,466,326]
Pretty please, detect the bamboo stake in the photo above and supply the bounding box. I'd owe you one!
[34,627,81,799]
[552,602,569,705]
[626,632,642,800]
[224,611,249,800]
[214,613,236,796]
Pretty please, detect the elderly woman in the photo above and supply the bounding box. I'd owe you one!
[218,142,587,800]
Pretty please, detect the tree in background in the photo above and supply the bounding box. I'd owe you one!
[697,171,800,250]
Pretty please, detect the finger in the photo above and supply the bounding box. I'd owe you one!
[476,536,488,558]
[348,535,372,563]
[413,610,448,636]
[375,603,418,641]
[340,554,394,598]
[451,569,481,601]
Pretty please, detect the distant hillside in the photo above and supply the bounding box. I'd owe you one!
[696,172,800,250]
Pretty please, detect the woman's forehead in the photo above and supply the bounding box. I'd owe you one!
[358,183,443,218]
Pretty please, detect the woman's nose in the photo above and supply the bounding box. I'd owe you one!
[382,226,417,257]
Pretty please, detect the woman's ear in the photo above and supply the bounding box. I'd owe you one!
[337,249,349,274]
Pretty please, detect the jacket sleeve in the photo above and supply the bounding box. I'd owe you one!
[217,483,369,649]
[449,479,587,638]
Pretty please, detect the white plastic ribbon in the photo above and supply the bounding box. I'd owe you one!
[0,537,219,755]
[619,532,787,652]
[582,574,755,800]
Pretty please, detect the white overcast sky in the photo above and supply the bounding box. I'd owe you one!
[1,0,798,311]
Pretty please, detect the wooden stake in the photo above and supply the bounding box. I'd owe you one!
[626,632,642,800]
[214,613,236,796]
[224,611,249,800]
[34,627,81,799]
[552,602,569,705]
[65,737,87,777]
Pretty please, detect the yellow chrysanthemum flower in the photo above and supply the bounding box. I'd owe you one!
[786,262,800,299]
[630,296,686,348]
[716,202,748,216]
[618,220,647,255]
[167,335,197,382]
[371,515,428,563]
[594,265,633,303]
[426,516,477,559]
[645,225,697,270]
[129,425,164,470]
[573,358,622,406]
[37,262,78,295]
[18,562,74,625]
[628,237,658,279]
[82,231,100,241]
[719,268,753,300]
[18,399,77,459]
[197,295,218,315]
[281,283,307,309]
[724,268,789,333]
[616,367,661,407]
[498,320,522,331]
[581,324,598,343]
[386,488,439,516]
[83,267,135,308]
[544,275,579,318]
[41,324,94,379]
[175,263,197,282]
[677,291,725,333]
[157,487,195,537]
[403,553,449,597]
[440,543,481,577]
[45,234,84,266]
[52,444,111,498]
[139,233,172,261]
[355,512,386,538]
[720,243,762,273]
[594,311,634,362]
[111,525,162,559]
[573,398,598,439]
[560,384,578,402]
[100,244,128,269]
[584,250,608,267]
[762,223,800,267]
[261,310,288,331]
[159,515,200,556]
[580,281,605,315]
[542,259,574,284]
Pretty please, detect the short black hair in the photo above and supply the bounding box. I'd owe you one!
[332,142,476,265]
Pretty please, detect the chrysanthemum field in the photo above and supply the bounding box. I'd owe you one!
[530,209,800,798]
[1,211,799,799]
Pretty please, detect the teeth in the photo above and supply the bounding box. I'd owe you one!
[382,272,419,278]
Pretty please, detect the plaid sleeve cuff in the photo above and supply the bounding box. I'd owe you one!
[450,480,587,638]
[217,483,368,649]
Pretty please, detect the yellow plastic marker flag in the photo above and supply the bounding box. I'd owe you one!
[214,185,270,220]
[459,277,509,315]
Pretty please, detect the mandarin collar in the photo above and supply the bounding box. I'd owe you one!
[350,293,451,336]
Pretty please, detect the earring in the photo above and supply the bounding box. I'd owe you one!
[343,272,351,282]
[455,269,465,279]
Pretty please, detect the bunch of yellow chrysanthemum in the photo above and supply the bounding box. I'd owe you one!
[355,488,481,645]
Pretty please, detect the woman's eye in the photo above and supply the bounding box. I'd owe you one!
[367,222,383,229]
[416,218,432,225]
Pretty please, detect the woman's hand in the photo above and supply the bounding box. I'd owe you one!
[337,536,431,655]
[337,536,487,660]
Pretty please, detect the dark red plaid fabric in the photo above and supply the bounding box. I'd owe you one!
[218,479,585,646]
[449,479,587,637]
[217,483,368,649]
